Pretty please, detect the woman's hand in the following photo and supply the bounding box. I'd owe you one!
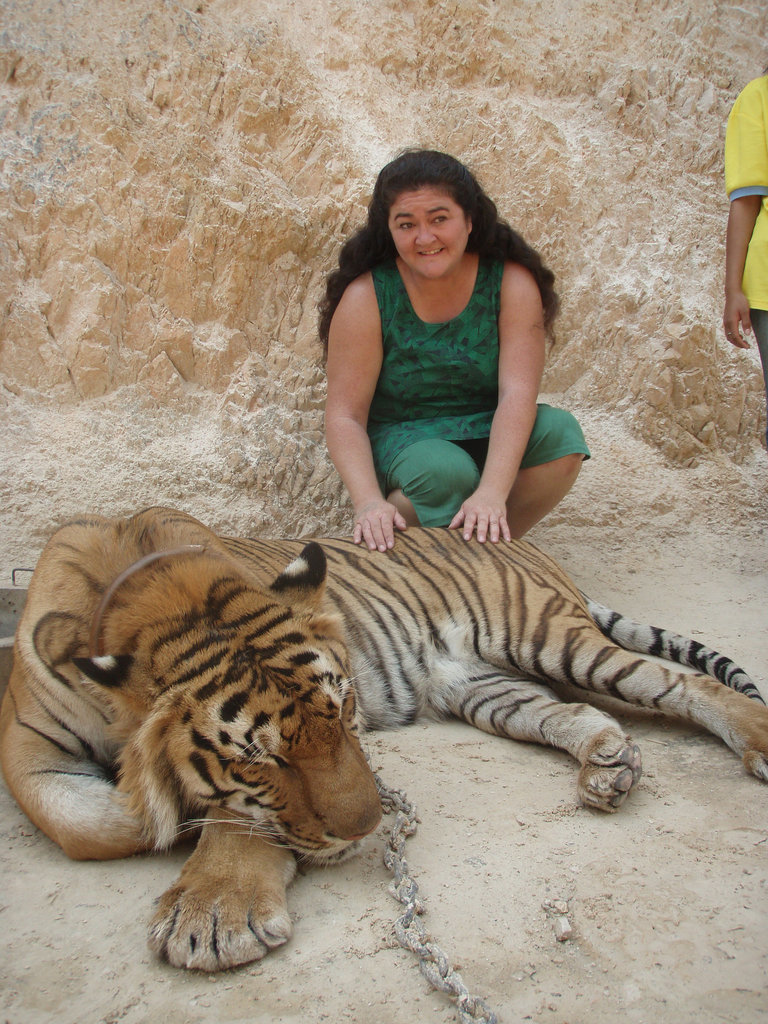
[448,491,512,544]
[723,288,753,350]
[353,500,408,552]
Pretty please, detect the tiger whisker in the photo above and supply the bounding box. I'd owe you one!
[172,815,350,856]
[174,817,207,834]
[173,817,283,844]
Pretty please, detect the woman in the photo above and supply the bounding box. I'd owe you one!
[319,150,589,552]
[722,69,768,448]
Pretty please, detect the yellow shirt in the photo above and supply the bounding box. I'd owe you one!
[725,75,768,311]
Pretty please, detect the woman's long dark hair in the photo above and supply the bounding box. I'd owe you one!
[318,149,559,353]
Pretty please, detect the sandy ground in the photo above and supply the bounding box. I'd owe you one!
[1,409,767,1024]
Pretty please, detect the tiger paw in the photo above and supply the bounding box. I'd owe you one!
[577,733,642,812]
[743,749,768,782]
[148,879,293,971]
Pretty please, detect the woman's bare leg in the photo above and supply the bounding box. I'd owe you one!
[505,454,583,538]
[386,488,421,526]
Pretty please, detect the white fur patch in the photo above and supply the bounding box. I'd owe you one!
[282,556,310,579]
[91,655,119,671]
[257,718,282,754]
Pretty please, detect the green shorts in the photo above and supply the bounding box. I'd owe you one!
[382,404,590,528]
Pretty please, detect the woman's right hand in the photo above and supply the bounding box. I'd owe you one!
[723,288,753,350]
[353,500,408,552]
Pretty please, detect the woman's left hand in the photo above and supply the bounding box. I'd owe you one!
[448,492,512,543]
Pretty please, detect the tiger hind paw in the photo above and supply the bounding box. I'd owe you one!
[743,749,768,783]
[577,735,642,812]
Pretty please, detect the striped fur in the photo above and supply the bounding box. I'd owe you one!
[1,506,766,972]
[586,599,764,702]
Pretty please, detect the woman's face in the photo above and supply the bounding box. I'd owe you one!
[387,186,472,281]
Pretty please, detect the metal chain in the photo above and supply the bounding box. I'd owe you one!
[375,772,499,1024]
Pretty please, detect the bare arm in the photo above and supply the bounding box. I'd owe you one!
[449,262,546,543]
[723,194,761,349]
[325,274,407,551]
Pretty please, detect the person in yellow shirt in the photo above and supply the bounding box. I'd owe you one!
[723,69,768,448]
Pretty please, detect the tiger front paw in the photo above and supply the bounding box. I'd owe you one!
[148,878,293,971]
[147,814,298,971]
[577,732,642,812]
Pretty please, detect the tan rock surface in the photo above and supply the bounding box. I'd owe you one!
[1,2,767,1023]
[1,0,767,558]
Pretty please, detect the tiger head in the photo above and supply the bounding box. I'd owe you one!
[74,542,382,860]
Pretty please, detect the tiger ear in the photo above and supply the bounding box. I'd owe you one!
[269,542,327,611]
[73,654,134,688]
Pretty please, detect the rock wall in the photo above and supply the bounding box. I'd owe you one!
[0,0,766,557]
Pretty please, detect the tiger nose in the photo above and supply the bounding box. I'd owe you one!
[328,799,382,842]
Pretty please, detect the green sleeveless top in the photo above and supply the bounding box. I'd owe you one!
[368,258,504,479]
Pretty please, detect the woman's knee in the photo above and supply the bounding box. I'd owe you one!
[557,452,584,485]
[513,453,583,505]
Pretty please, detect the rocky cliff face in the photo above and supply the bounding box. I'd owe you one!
[1,0,766,560]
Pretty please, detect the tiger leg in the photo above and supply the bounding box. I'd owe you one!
[441,671,642,811]
[566,649,768,781]
[148,807,296,971]
[0,681,148,860]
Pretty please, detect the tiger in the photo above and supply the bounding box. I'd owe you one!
[1,506,766,974]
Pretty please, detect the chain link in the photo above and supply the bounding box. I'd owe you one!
[375,772,499,1024]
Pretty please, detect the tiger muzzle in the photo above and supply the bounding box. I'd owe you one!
[297,737,383,843]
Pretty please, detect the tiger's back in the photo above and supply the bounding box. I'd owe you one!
[222,528,590,727]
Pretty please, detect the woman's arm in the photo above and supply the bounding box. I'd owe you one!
[723,194,761,348]
[325,274,407,551]
[449,262,546,543]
